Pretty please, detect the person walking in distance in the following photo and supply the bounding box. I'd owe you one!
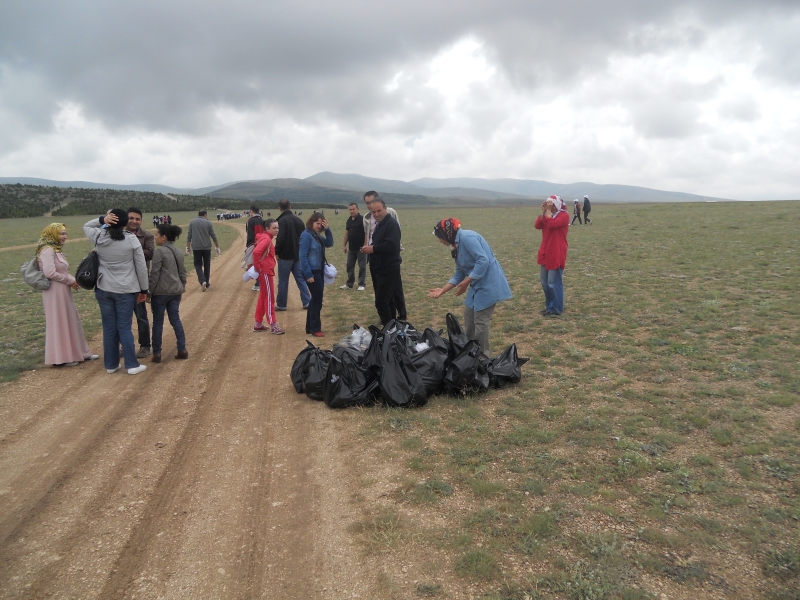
[275,199,311,311]
[125,207,154,358]
[582,195,593,224]
[245,204,265,292]
[361,199,404,326]
[186,210,221,291]
[571,199,583,226]
[535,195,570,316]
[252,219,285,334]
[340,202,367,291]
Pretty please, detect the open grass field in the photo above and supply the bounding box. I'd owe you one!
[318,200,799,599]
[0,200,797,598]
[0,211,239,380]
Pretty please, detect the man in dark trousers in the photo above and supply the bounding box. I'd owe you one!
[186,210,221,291]
[245,204,265,291]
[361,199,405,325]
[275,199,311,311]
[126,207,154,358]
[340,202,367,290]
[582,195,593,224]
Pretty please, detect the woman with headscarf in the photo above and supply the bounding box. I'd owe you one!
[427,218,512,356]
[535,195,570,316]
[36,223,97,367]
[84,209,150,375]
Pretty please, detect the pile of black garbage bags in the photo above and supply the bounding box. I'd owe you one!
[291,313,529,409]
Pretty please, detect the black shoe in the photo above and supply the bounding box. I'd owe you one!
[539,309,549,316]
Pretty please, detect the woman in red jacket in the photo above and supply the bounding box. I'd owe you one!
[253,219,285,334]
[535,195,569,316]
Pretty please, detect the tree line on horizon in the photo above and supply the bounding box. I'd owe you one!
[0,184,345,218]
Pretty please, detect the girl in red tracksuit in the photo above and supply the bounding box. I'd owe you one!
[253,220,285,334]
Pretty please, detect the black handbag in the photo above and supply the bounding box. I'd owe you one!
[75,250,100,290]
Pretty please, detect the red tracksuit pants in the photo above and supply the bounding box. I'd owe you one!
[255,273,276,325]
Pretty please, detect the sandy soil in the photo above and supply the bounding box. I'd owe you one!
[0,225,380,599]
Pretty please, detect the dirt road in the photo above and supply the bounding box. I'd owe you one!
[0,225,378,599]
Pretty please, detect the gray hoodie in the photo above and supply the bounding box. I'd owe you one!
[83,219,149,294]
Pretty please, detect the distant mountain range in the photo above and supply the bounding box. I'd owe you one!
[0,174,729,204]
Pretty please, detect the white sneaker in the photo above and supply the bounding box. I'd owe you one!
[339,284,350,289]
[86,354,99,361]
[127,364,147,375]
[201,282,208,292]
[357,286,365,291]
[252,285,259,291]
[107,364,121,374]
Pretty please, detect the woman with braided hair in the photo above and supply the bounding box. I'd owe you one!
[427,218,512,356]
[36,223,97,367]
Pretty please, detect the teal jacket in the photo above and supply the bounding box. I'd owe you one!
[448,229,512,312]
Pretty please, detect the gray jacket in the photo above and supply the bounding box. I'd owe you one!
[148,242,187,296]
[83,219,149,293]
[186,217,218,250]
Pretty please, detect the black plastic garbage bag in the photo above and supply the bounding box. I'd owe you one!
[323,351,380,409]
[409,327,450,395]
[486,343,530,388]
[303,347,332,401]
[379,332,428,407]
[446,312,469,362]
[362,325,384,376]
[444,340,490,394]
[332,343,365,365]
[291,341,319,393]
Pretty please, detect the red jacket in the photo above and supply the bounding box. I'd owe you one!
[253,231,276,276]
[535,210,569,270]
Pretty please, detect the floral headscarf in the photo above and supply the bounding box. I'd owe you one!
[547,195,566,216]
[36,223,67,257]
[433,218,461,259]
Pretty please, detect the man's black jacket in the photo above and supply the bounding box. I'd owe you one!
[246,215,265,247]
[275,211,306,260]
[369,214,402,271]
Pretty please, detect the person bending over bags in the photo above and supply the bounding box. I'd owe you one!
[147,223,188,363]
[427,218,512,356]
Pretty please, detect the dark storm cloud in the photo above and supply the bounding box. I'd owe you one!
[1,0,798,135]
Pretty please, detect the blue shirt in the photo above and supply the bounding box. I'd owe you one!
[448,229,512,312]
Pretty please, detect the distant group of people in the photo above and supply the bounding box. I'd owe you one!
[152,215,173,226]
[571,195,593,226]
[217,212,243,220]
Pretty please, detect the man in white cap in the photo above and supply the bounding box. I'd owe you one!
[582,195,592,224]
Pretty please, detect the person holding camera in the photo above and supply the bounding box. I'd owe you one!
[535,195,570,316]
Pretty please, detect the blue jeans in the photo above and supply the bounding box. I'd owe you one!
[305,271,324,333]
[277,258,311,309]
[95,288,139,370]
[151,295,186,356]
[540,265,564,314]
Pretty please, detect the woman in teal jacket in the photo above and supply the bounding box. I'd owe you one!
[427,218,512,356]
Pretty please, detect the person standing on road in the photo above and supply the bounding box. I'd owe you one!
[340,202,367,291]
[361,199,404,326]
[535,195,570,316]
[125,207,154,358]
[275,199,311,311]
[427,218,512,356]
[299,213,334,337]
[582,195,593,224]
[147,223,188,363]
[252,219,285,334]
[362,191,405,320]
[36,223,98,367]
[571,199,583,226]
[84,210,149,375]
[245,204,265,292]
[186,210,221,292]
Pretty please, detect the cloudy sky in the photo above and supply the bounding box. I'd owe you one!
[1,1,798,199]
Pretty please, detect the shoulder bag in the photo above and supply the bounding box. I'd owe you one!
[20,256,51,291]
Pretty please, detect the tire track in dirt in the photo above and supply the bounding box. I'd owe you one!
[0,223,378,599]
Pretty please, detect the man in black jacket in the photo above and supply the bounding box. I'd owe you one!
[361,199,405,325]
[274,199,311,310]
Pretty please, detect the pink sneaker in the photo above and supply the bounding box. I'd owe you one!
[253,323,269,332]
[271,324,285,335]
